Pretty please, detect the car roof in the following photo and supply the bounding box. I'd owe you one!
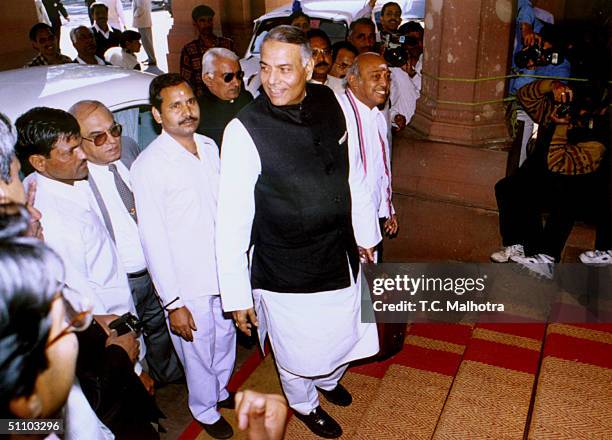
[0,64,154,123]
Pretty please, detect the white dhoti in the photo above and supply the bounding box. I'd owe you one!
[253,267,379,414]
[168,296,236,424]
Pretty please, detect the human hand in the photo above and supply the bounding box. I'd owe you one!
[384,215,398,236]
[392,114,407,132]
[235,390,288,440]
[358,246,375,263]
[232,308,258,337]
[25,182,43,239]
[552,81,573,103]
[106,330,140,364]
[168,306,197,341]
[139,371,155,396]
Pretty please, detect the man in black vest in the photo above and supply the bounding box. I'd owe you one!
[216,25,381,439]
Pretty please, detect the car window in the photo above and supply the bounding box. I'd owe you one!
[250,17,349,54]
[113,105,160,154]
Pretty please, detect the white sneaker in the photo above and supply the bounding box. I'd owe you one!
[579,250,612,266]
[491,244,525,263]
[511,253,555,280]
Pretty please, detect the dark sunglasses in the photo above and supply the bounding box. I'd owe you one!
[82,122,122,147]
[222,71,244,83]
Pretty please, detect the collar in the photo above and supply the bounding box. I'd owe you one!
[158,131,213,160]
[259,84,320,125]
[34,172,91,210]
[76,55,106,65]
[93,23,111,39]
[346,88,381,119]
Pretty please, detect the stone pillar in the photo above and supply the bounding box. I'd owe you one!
[0,1,40,71]
[410,0,514,147]
[166,0,226,73]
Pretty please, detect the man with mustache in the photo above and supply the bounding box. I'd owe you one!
[25,23,73,67]
[347,18,377,54]
[131,74,236,439]
[340,53,398,260]
[196,48,253,148]
[307,29,344,94]
[329,41,359,80]
[217,26,380,438]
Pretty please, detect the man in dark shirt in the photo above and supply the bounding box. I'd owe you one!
[197,48,253,148]
[180,5,234,98]
[91,3,122,60]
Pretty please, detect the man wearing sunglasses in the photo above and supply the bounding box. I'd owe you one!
[197,48,253,148]
[69,100,183,387]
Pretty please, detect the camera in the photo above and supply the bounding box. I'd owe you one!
[514,44,564,69]
[381,32,409,68]
[109,312,143,336]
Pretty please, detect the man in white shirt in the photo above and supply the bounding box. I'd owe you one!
[306,29,344,94]
[131,74,235,440]
[216,26,380,439]
[341,53,399,257]
[132,0,157,66]
[13,107,146,378]
[70,100,182,386]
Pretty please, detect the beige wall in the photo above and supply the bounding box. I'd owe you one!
[0,1,40,71]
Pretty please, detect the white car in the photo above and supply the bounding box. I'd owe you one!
[0,64,159,150]
[240,0,425,93]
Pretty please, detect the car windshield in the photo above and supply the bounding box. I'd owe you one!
[250,17,349,54]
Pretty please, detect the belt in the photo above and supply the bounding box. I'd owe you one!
[127,268,148,279]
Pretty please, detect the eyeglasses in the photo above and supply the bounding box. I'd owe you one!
[46,292,94,349]
[312,48,332,57]
[82,122,122,147]
[222,71,244,83]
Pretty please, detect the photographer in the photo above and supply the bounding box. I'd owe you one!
[492,79,608,278]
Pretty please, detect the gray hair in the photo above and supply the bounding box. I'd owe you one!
[0,113,16,184]
[345,52,383,81]
[70,26,93,44]
[263,25,312,67]
[201,48,240,77]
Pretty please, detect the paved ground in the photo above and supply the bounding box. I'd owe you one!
[57,0,173,72]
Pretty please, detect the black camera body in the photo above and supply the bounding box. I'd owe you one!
[381,32,409,68]
[515,44,564,69]
[109,312,143,336]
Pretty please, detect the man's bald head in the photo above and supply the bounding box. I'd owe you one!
[347,53,390,108]
[69,100,122,165]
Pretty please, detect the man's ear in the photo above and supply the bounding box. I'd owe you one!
[305,57,315,82]
[202,73,213,88]
[152,107,163,125]
[9,393,42,419]
[28,155,46,174]
[346,73,358,91]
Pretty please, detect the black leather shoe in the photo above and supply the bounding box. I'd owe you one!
[294,406,342,438]
[199,416,233,439]
[217,391,236,410]
[317,383,352,406]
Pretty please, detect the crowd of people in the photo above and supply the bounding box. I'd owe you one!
[1,0,610,439]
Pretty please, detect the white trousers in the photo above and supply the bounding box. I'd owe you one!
[138,27,156,64]
[169,295,236,424]
[277,362,349,415]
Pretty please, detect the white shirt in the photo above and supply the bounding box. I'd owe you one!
[310,76,345,95]
[76,55,106,65]
[93,23,111,39]
[27,173,137,317]
[97,0,126,30]
[88,161,147,273]
[389,66,420,125]
[132,0,152,28]
[339,89,395,219]
[216,116,381,312]
[131,132,221,309]
[104,47,139,69]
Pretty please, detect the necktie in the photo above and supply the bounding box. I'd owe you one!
[108,163,137,223]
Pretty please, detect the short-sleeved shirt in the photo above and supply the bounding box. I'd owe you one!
[179,35,234,97]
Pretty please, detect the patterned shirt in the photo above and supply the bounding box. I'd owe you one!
[25,53,74,67]
[180,35,234,98]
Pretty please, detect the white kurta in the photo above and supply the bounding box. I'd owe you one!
[27,173,137,317]
[216,117,380,377]
[390,66,420,125]
[131,131,221,308]
[338,89,395,219]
